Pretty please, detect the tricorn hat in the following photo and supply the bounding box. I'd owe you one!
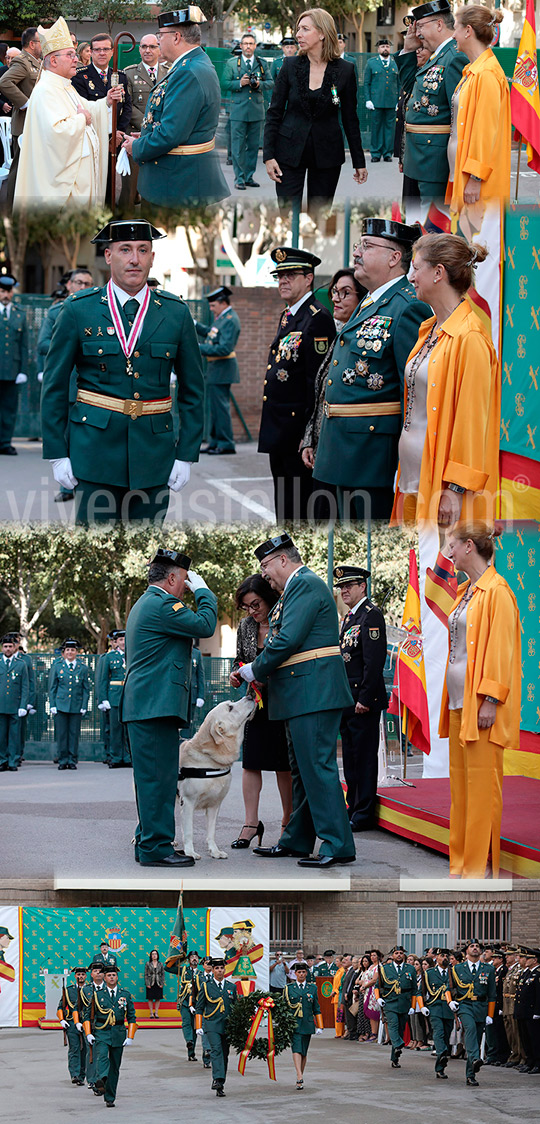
[149,547,191,570]
[360,218,422,245]
[158,7,207,26]
[91,221,165,244]
[254,533,295,563]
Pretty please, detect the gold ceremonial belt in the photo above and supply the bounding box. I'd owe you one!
[109,680,125,686]
[405,124,451,134]
[207,352,236,361]
[77,389,172,419]
[323,401,401,418]
[168,138,215,155]
[278,646,341,669]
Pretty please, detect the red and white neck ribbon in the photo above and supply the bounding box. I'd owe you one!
[106,281,151,358]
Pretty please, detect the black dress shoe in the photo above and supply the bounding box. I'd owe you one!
[0,764,8,771]
[207,447,236,455]
[216,1087,226,1097]
[211,1080,218,1090]
[350,820,375,832]
[466,1077,479,1086]
[527,1066,540,1073]
[234,182,246,190]
[472,1058,483,1074]
[94,1078,106,1095]
[106,1102,115,1108]
[297,854,356,868]
[253,844,307,858]
[226,157,233,165]
[436,1072,448,1079]
[139,852,195,867]
[371,157,381,163]
[8,766,17,771]
[54,491,75,502]
[384,156,393,162]
[391,1060,401,1068]
[0,445,17,455]
[67,763,77,770]
[58,764,68,770]
[245,180,260,187]
[199,445,217,454]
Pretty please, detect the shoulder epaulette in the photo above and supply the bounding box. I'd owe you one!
[155,288,184,303]
[72,287,100,300]
[309,304,320,316]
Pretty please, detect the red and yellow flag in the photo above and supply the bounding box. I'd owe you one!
[388,549,431,755]
[511,0,540,173]
[424,551,458,628]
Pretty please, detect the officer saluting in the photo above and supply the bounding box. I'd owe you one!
[314,218,430,520]
[41,220,204,525]
[48,639,91,770]
[258,248,336,521]
[197,286,241,456]
[334,564,387,832]
[194,957,237,1097]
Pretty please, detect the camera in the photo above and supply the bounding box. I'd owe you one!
[248,73,260,90]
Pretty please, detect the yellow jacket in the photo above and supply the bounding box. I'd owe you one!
[446,49,511,212]
[392,301,500,524]
[439,564,521,748]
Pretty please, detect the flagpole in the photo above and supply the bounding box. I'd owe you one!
[402,705,407,781]
[514,140,522,203]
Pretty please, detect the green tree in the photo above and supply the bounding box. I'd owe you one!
[64,0,149,35]
[0,525,71,641]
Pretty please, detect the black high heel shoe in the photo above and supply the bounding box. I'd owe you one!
[231,822,264,849]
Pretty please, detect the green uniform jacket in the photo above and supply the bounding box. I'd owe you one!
[41,284,204,491]
[251,566,353,721]
[0,656,29,713]
[94,950,118,968]
[37,301,78,405]
[132,47,229,207]
[196,306,240,385]
[124,61,169,131]
[121,585,218,724]
[271,56,285,81]
[59,983,83,1023]
[398,42,468,183]
[314,278,431,489]
[283,981,321,1033]
[378,961,416,1014]
[48,658,91,714]
[90,986,136,1045]
[195,977,237,1033]
[178,963,198,1004]
[222,54,272,123]
[0,304,28,380]
[80,982,106,1022]
[450,961,496,1022]
[15,651,35,707]
[97,650,126,707]
[364,55,399,108]
[423,966,454,1019]
[313,961,338,978]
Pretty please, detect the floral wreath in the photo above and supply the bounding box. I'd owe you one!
[226,989,297,1065]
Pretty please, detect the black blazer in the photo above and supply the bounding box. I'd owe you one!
[263,54,364,170]
[72,63,132,132]
[339,599,388,711]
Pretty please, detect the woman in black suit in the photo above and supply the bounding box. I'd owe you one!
[264,8,367,212]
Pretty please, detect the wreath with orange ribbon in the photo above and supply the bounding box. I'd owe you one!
[226,990,297,1079]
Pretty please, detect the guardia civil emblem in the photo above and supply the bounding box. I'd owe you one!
[275,248,287,262]
[314,338,328,354]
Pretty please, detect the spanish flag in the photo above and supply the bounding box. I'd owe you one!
[510,0,540,173]
[388,549,431,755]
[425,551,458,628]
[165,891,188,974]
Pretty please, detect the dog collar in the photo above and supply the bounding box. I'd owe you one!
[178,767,232,781]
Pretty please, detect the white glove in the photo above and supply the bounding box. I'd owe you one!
[185,569,209,592]
[366,99,375,110]
[98,701,111,711]
[238,663,255,683]
[449,1000,459,1012]
[15,372,27,384]
[37,371,43,383]
[76,1022,83,1033]
[533,1014,540,1020]
[377,998,385,1009]
[485,1016,493,1025]
[18,708,27,717]
[408,1006,416,1016]
[196,698,204,708]
[50,706,57,716]
[196,1028,204,1036]
[86,1033,95,1044]
[60,1019,69,1029]
[122,1037,133,1045]
[189,1006,195,1014]
[80,709,86,715]
[50,457,78,490]
[421,1007,430,1017]
[315,1028,323,1035]
[27,705,36,714]
[170,371,177,384]
[167,459,190,491]
[116,147,130,176]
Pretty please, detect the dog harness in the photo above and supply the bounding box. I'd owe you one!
[178,767,231,781]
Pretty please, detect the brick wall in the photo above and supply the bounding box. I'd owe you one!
[227,288,284,442]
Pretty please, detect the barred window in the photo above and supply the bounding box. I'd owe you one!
[270,903,302,950]
[456,902,511,944]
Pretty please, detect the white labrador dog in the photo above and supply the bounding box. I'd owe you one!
[178,695,256,860]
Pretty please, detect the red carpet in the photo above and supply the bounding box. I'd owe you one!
[376,776,540,877]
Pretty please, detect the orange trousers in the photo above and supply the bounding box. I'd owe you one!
[448,708,503,878]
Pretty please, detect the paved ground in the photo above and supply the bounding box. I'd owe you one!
[2,1026,539,1124]
[0,751,448,887]
[0,440,275,524]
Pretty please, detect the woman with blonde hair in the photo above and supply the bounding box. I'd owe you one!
[440,523,521,879]
[330,954,346,1036]
[76,41,91,68]
[263,8,366,213]
[447,7,510,215]
[392,233,500,527]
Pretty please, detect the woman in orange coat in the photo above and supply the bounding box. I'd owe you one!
[331,955,346,1036]
[446,6,510,216]
[392,233,500,527]
[440,523,521,879]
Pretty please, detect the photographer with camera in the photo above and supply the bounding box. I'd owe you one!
[222,31,272,190]
[269,950,290,995]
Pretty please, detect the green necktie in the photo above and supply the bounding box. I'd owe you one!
[122,298,139,330]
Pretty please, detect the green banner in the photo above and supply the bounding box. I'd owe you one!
[22,908,207,1003]
[495,525,538,734]
[501,208,540,467]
